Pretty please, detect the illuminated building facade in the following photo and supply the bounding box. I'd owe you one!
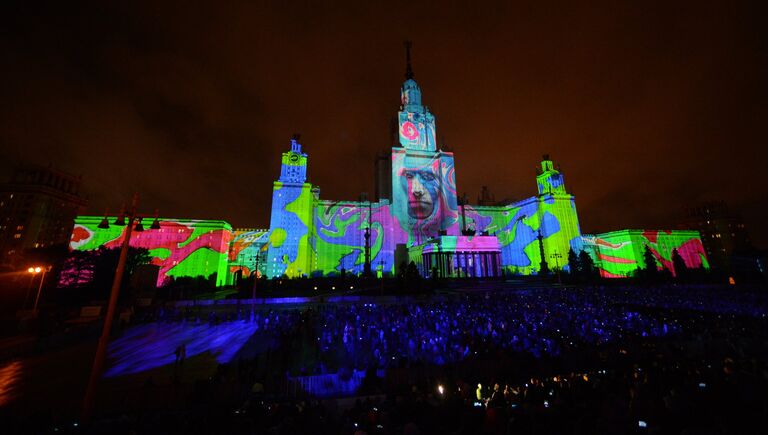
[66,52,709,285]
[69,216,231,287]
[227,228,270,284]
[583,230,709,278]
[262,53,586,279]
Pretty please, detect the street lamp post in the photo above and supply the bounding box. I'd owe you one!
[251,252,261,319]
[361,193,372,278]
[550,252,563,284]
[537,229,549,276]
[28,266,50,312]
[82,193,160,422]
[237,252,245,286]
[437,236,442,278]
[22,272,35,310]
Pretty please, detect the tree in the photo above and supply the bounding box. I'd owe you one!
[398,261,408,279]
[59,246,151,302]
[642,245,659,282]
[671,248,688,281]
[406,261,421,281]
[399,261,421,293]
[578,250,596,281]
[59,250,98,288]
[567,248,580,277]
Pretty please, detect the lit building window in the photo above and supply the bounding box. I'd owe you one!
[14,233,21,239]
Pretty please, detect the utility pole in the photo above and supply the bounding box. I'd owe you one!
[83,193,161,422]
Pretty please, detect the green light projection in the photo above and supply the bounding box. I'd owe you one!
[69,217,232,286]
[583,230,709,278]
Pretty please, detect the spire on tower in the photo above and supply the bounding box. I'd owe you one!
[291,133,302,153]
[404,40,414,80]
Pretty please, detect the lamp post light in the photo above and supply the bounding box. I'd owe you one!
[83,193,160,422]
[27,265,50,313]
[550,252,563,284]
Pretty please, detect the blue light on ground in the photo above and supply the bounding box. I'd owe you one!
[104,320,259,377]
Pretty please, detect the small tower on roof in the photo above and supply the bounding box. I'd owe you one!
[278,134,308,184]
[536,154,568,195]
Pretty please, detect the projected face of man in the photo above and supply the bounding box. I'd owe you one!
[401,167,439,220]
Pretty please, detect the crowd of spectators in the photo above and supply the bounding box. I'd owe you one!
[8,284,767,434]
[257,285,766,375]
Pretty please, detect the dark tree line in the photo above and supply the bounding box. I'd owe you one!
[565,246,710,285]
[566,248,599,283]
[58,246,151,303]
[637,245,707,283]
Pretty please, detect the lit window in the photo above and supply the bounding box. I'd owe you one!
[16,225,23,230]
[14,233,21,239]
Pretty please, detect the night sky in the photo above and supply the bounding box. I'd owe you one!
[2,1,767,247]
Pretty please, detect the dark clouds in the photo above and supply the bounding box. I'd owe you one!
[1,1,767,245]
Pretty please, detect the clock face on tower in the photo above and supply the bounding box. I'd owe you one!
[398,110,435,151]
[289,153,300,163]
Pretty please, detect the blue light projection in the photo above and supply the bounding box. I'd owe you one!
[104,321,260,377]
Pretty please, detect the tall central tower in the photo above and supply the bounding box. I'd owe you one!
[397,42,437,151]
[391,42,459,247]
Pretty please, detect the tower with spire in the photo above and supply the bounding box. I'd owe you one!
[391,42,459,248]
[266,135,315,278]
[397,41,437,151]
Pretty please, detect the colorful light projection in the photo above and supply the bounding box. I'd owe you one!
[460,193,583,275]
[227,228,270,283]
[265,139,315,278]
[536,155,567,196]
[69,217,232,286]
[412,235,502,277]
[258,69,586,278]
[585,230,709,278]
[104,320,260,377]
[398,78,437,151]
[391,149,459,246]
[313,200,395,276]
